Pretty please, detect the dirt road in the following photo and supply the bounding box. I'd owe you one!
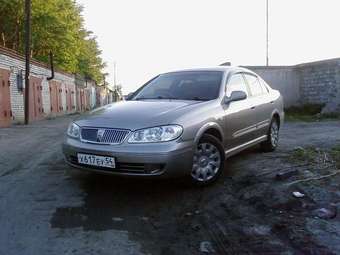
[0,116,339,254]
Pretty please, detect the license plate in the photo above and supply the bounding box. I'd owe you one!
[77,153,116,169]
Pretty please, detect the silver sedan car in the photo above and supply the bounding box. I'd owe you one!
[63,67,284,185]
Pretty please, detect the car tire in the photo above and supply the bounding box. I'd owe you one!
[261,118,280,152]
[189,134,225,186]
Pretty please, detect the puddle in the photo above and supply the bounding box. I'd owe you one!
[50,174,207,254]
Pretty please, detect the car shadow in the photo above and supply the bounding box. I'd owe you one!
[51,144,261,229]
[50,145,263,254]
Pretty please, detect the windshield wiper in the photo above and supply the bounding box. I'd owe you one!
[134,97,158,100]
[135,96,180,100]
[156,96,181,100]
[184,97,210,101]
[135,96,209,101]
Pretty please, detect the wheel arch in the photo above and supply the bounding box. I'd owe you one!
[194,122,224,145]
[271,109,282,128]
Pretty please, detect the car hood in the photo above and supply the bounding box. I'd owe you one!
[75,100,204,130]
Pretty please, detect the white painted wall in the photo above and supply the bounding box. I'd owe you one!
[0,52,76,123]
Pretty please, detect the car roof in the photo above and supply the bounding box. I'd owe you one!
[162,66,256,75]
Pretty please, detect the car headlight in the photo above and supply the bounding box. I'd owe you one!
[67,122,80,138]
[128,125,183,143]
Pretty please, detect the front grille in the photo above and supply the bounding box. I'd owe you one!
[80,128,130,144]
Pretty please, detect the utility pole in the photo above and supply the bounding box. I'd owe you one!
[266,0,269,66]
[113,62,117,102]
[24,0,31,124]
[113,61,117,87]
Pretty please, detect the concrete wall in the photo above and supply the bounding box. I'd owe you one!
[246,58,340,112]
[245,66,300,107]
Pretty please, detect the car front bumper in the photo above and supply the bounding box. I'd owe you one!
[62,137,195,178]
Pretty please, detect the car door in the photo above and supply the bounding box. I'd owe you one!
[243,73,273,138]
[223,73,255,151]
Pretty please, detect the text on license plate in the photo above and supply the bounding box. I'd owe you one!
[77,153,116,168]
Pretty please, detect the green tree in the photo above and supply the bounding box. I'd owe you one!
[0,0,105,83]
[77,30,106,83]
[0,0,24,50]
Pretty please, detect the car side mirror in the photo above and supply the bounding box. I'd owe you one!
[125,92,134,101]
[224,91,247,104]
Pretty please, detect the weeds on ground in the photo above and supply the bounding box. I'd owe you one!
[330,145,340,169]
[290,146,320,164]
[290,145,340,170]
[285,104,340,122]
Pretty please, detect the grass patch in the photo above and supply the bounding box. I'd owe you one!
[285,104,340,122]
[290,146,319,163]
[290,145,340,169]
[330,145,340,169]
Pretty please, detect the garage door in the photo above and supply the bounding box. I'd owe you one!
[49,80,63,114]
[65,85,73,112]
[77,87,85,112]
[0,68,11,127]
[28,76,43,121]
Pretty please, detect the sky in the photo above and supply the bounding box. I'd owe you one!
[77,0,340,94]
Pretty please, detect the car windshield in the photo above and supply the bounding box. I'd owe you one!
[133,71,223,101]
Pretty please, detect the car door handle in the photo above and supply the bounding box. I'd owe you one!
[250,106,256,110]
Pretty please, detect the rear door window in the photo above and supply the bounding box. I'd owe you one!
[259,78,270,93]
[243,74,264,97]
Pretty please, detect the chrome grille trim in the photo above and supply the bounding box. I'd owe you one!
[80,127,130,145]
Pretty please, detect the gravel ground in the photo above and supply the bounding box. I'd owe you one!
[0,115,340,255]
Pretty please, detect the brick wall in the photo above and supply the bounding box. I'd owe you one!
[0,47,77,123]
[0,46,117,127]
[297,59,340,106]
[41,78,51,115]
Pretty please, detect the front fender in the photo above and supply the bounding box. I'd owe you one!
[193,122,224,145]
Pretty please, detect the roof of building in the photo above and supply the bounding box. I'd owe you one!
[0,46,75,78]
